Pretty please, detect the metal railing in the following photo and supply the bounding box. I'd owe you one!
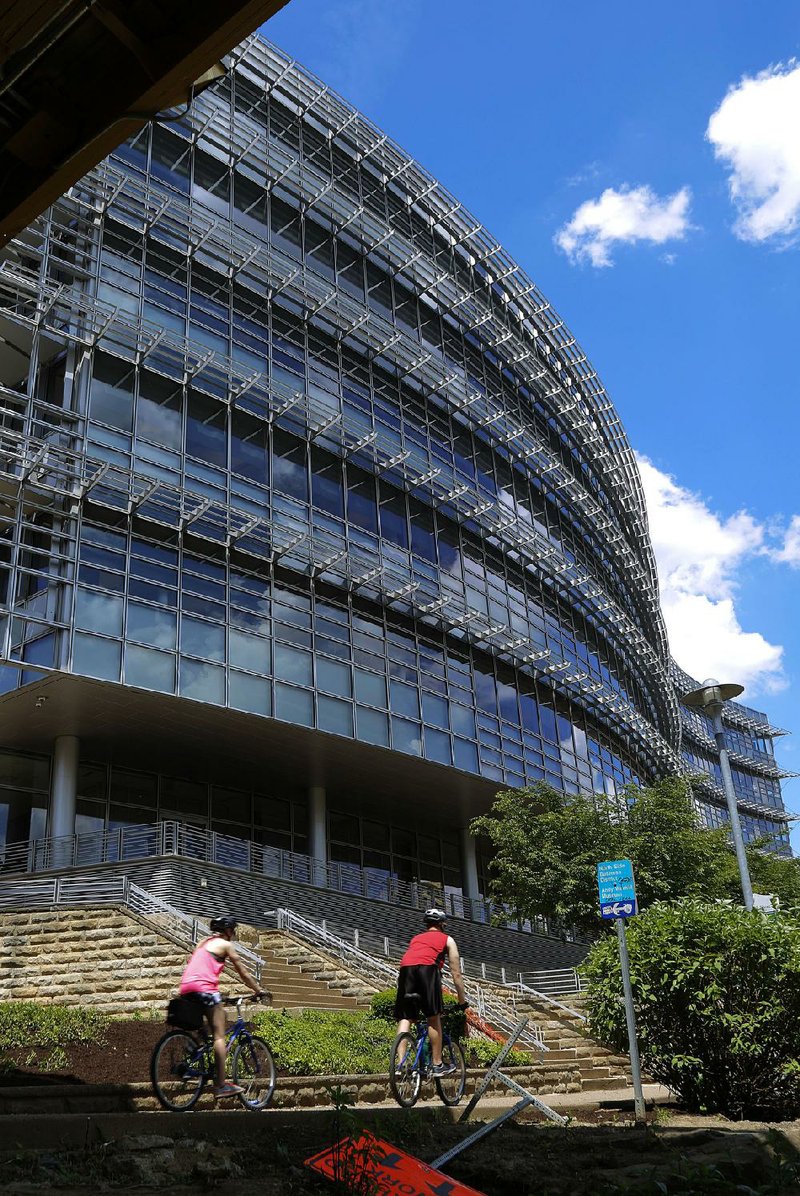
[0,819,573,942]
[0,872,264,979]
[271,907,546,1052]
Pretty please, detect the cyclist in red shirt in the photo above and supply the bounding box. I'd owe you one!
[393,908,468,1075]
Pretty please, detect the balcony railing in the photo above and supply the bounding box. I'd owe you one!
[0,819,579,943]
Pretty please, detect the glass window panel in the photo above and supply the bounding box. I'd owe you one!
[73,632,121,681]
[454,738,479,772]
[497,678,519,723]
[75,587,123,636]
[127,601,177,649]
[231,408,268,483]
[422,693,448,728]
[519,691,539,734]
[186,390,227,466]
[347,468,378,533]
[137,370,182,448]
[390,680,419,719]
[110,768,157,807]
[409,500,437,563]
[392,717,422,756]
[254,796,291,831]
[272,430,308,501]
[275,682,313,726]
[90,353,133,431]
[329,811,359,843]
[274,643,313,686]
[424,728,451,765]
[539,703,558,743]
[229,670,271,716]
[379,491,408,548]
[362,820,390,850]
[229,628,270,673]
[181,615,225,661]
[474,667,497,715]
[317,657,352,697]
[356,705,389,747]
[161,776,207,817]
[311,448,344,517]
[392,827,415,856]
[180,658,225,704]
[318,694,353,737]
[211,786,251,824]
[354,669,386,707]
[450,704,476,739]
[125,643,175,693]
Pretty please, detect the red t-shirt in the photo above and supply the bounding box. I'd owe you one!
[400,928,449,970]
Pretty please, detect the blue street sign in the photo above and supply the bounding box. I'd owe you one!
[597,859,637,919]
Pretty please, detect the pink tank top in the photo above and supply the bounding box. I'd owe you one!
[180,941,226,994]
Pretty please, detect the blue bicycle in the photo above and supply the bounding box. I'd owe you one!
[389,995,467,1108]
[151,995,276,1112]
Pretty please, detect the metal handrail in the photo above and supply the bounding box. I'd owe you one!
[273,907,546,1052]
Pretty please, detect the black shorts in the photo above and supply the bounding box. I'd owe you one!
[394,964,443,1020]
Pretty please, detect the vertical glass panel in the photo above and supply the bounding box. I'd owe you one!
[74,588,123,637]
[137,370,182,448]
[317,657,352,697]
[73,633,121,681]
[379,491,408,548]
[181,616,225,661]
[539,702,558,744]
[474,667,497,715]
[392,717,422,756]
[390,680,419,718]
[409,500,436,563]
[422,693,449,728]
[274,643,313,686]
[186,390,227,466]
[127,601,177,649]
[519,691,539,734]
[231,408,268,483]
[318,695,354,737]
[354,669,386,707]
[424,728,452,765]
[229,670,271,716]
[454,738,479,772]
[311,448,344,518]
[180,658,225,704]
[161,777,207,817]
[356,706,389,747]
[450,704,476,739]
[90,353,134,431]
[272,429,308,501]
[347,467,378,533]
[497,678,519,724]
[125,644,176,693]
[275,683,313,726]
[229,629,271,674]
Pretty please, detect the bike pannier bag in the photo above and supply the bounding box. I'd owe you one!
[166,996,205,1031]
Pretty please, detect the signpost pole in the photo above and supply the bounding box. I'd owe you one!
[615,916,645,1125]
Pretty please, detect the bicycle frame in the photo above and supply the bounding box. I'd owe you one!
[186,999,258,1078]
[408,1019,455,1074]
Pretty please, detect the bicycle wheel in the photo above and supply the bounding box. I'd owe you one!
[434,1039,467,1106]
[232,1034,277,1110]
[389,1032,421,1108]
[151,1031,207,1111]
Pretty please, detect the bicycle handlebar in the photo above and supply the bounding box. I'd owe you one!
[222,992,273,1008]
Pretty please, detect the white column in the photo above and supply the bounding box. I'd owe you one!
[460,825,480,904]
[49,736,79,868]
[308,785,327,886]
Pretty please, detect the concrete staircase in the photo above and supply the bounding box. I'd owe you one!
[511,990,633,1092]
[0,910,373,1016]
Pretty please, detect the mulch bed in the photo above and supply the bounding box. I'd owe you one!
[1,1019,166,1086]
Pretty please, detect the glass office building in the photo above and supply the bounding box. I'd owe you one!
[0,35,790,905]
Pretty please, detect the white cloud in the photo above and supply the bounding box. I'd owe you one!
[555,185,692,267]
[636,455,786,696]
[770,514,800,567]
[707,60,800,243]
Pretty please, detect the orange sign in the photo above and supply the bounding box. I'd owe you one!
[305,1133,487,1196]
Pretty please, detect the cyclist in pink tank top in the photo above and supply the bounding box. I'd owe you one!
[179,915,268,1099]
[394,909,468,1075]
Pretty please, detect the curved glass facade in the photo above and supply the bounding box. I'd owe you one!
[0,34,789,891]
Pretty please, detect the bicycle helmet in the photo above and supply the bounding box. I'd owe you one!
[423,908,447,926]
[209,916,238,934]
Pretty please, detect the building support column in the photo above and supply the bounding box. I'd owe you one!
[49,735,79,868]
[460,825,480,916]
[308,785,327,887]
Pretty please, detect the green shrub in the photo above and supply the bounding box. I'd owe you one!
[0,1001,109,1074]
[252,1008,397,1076]
[582,899,800,1119]
[464,1038,529,1068]
[369,989,467,1040]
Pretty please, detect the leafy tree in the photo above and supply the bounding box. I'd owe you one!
[582,899,800,1119]
[469,777,777,933]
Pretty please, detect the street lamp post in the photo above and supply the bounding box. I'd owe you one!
[683,678,754,912]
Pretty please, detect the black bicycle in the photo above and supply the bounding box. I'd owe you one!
[389,996,467,1108]
[151,995,276,1112]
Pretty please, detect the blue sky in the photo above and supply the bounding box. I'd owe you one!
[263,1,800,825]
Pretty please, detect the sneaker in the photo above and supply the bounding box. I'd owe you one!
[431,1061,456,1076]
[213,1083,244,1098]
